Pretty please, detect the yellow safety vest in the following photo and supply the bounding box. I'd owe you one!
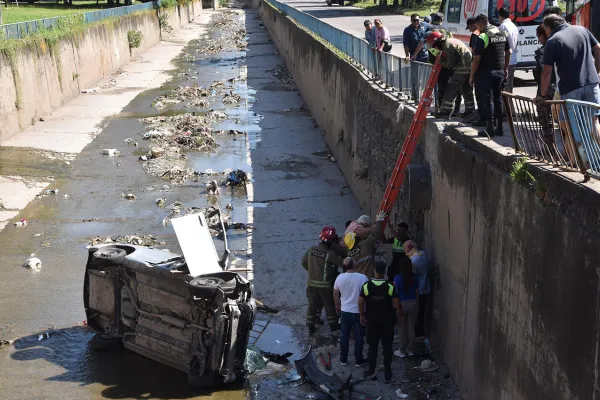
[392,238,405,252]
[362,280,394,296]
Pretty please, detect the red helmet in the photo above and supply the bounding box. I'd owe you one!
[320,226,337,243]
[425,31,444,45]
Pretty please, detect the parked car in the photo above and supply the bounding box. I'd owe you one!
[326,0,344,6]
[83,212,256,388]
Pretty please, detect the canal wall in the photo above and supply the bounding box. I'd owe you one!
[0,1,203,143]
[258,1,600,399]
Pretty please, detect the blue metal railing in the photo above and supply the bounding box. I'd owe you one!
[265,0,431,101]
[1,2,155,40]
[565,100,600,176]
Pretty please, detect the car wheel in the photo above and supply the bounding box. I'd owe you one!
[89,334,121,351]
[188,276,237,297]
[187,371,221,388]
[93,247,126,264]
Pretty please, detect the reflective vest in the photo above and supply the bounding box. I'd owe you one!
[478,26,507,71]
[392,238,405,253]
[362,279,395,319]
[362,279,394,296]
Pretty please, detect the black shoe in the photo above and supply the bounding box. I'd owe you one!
[460,110,476,118]
[494,117,504,136]
[432,111,451,120]
[330,324,341,332]
[474,119,486,127]
[364,371,377,380]
[356,359,368,367]
[308,326,315,336]
[315,318,324,326]
[478,120,495,138]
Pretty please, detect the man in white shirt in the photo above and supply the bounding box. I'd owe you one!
[498,6,519,92]
[333,257,369,366]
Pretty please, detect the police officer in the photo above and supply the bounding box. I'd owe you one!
[302,226,344,336]
[359,261,403,383]
[426,32,476,119]
[469,14,511,137]
[385,222,410,283]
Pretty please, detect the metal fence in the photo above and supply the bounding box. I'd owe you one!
[0,2,155,40]
[503,93,600,178]
[265,0,432,101]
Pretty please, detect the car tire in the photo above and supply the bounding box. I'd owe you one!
[187,371,221,388]
[93,247,126,264]
[89,334,121,351]
[188,276,236,297]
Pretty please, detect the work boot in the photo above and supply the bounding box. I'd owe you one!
[460,109,476,119]
[494,117,504,136]
[308,326,315,336]
[478,120,494,137]
[432,111,451,120]
[330,323,341,332]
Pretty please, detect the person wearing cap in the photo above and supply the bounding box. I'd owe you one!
[404,240,430,339]
[344,211,386,278]
[364,20,378,78]
[426,31,475,119]
[302,226,345,335]
[333,257,369,367]
[359,261,403,383]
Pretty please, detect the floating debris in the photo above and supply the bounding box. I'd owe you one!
[23,253,41,271]
[45,189,59,195]
[156,198,167,207]
[189,98,210,108]
[125,138,138,146]
[101,149,119,156]
[206,180,221,195]
[14,219,28,227]
[206,110,228,121]
[122,193,137,200]
[226,169,248,186]
[223,91,242,105]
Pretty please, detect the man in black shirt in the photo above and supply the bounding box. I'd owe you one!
[359,261,403,383]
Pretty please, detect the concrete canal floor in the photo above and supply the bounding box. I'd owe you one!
[0,7,462,400]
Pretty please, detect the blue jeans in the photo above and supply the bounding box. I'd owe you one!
[340,311,365,363]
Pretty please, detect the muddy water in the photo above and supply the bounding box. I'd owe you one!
[0,10,284,400]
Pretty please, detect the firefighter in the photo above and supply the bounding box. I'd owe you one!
[343,211,386,278]
[302,226,345,336]
[426,31,476,119]
[469,14,511,137]
[411,13,461,115]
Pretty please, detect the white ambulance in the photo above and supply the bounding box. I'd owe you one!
[439,0,557,70]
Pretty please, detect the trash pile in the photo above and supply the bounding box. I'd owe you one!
[138,114,218,183]
[86,235,164,247]
[267,64,295,85]
[198,12,247,54]
[152,85,211,110]
[223,91,242,105]
[246,345,296,377]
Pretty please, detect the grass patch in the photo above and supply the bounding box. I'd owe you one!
[219,0,228,7]
[351,0,441,17]
[0,1,107,25]
[127,29,143,49]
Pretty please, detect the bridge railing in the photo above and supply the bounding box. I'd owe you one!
[265,0,432,102]
[0,2,155,40]
[503,93,600,179]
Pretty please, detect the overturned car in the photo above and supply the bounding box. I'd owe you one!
[83,212,256,387]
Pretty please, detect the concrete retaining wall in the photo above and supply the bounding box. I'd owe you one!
[0,1,203,143]
[258,2,600,399]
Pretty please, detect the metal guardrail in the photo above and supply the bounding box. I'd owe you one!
[0,2,155,40]
[265,0,431,101]
[503,93,600,178]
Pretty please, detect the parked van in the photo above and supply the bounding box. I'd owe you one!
[439,0,557,70]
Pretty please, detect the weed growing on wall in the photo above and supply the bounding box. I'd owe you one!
[160,0,178,9]
[510,159,548,201]
[128,30,143,49]
[158,13,173,33]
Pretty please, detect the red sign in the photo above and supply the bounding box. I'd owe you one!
[572,2,591,29]
[497,0,546,22]
[463,0,479,19]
